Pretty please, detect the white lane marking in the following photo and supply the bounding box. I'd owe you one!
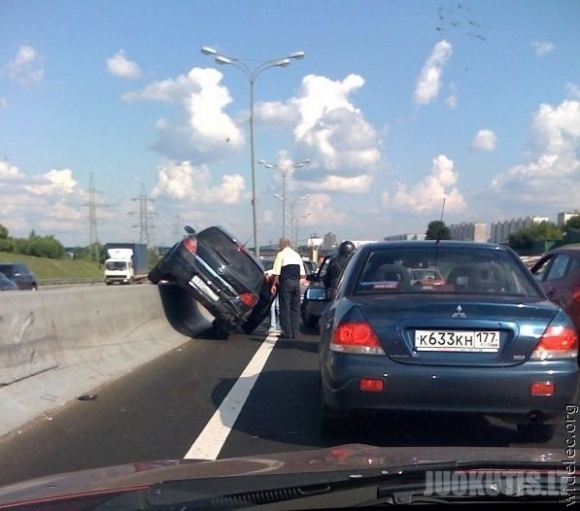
[183,332,280,460]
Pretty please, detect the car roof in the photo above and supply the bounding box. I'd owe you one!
[546,244,580,254]
[357,240,507,251]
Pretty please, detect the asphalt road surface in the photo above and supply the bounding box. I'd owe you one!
[0,322,577,487]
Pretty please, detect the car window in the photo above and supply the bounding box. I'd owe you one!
[0,265,15,278]
[354,246,541,297]
[198,227,264,290]
[545,254,571,282]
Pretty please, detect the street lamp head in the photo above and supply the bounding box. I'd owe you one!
[288,51,306,60]
[215,55,233,65]
[274,58,291,68]
[201,46,218,56]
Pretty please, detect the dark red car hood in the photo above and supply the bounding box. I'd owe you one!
[0,444,568,508]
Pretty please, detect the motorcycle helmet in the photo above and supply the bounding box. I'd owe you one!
[338,240,355,256]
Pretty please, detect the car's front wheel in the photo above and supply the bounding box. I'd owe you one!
[302,313,319,329]
[148,265,167,285]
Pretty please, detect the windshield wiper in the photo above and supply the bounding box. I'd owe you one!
[142,461,578,509]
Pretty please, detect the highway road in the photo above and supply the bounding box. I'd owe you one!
[0,322,577,487]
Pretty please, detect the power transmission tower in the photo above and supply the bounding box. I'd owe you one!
[83,173,106,262]
[130,183,156,246]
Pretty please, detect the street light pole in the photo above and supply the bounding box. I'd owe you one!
[295,212,311,250]
[201,47,305,258]
[258,159,311,238]
[288,194,311,246]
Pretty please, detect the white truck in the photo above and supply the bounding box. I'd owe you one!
[104,243,149,285]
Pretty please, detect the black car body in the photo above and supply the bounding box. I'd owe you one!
[149,226,275,336]
[0,271,18,291]
[0,263,38,290]
[317,240,579,441]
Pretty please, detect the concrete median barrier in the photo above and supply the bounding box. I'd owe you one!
[0,285,191,440]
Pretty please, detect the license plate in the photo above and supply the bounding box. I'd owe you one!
[414,330,500,352]
[189,275,219,302]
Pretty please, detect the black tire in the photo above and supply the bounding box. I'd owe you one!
[320,384,350,437]
[516,423,556,443]
[148,265,165,285]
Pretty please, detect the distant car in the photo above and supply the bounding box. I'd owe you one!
[530,244,580,336]
[410,267,446,289]
[0,263,38,290]
[300,255,332,328]
[148,226,275,337]
[0,271,18,291]
[318,240,579,442]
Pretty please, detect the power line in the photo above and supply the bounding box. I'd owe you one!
[82,173,107,260]
[130,183,156,246]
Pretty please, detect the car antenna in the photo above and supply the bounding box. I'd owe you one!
[436,197,446,243]
[434,197,446,265]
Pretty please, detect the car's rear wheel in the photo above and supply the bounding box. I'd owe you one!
[320,384,350,437]
[516,422,556,443]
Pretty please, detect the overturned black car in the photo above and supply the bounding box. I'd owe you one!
[149,226,275,338]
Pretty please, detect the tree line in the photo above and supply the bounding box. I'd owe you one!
[425,216,580,252]
[0,224,66,259]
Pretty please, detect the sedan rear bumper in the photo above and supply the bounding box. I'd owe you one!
[321,353,580,422]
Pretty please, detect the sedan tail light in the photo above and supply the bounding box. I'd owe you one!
[530,325,578,360]
[182,237,198,254]
[330,321,385,355]
[239,292,258,307]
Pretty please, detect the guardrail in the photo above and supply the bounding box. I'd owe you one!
[38,277,104,286]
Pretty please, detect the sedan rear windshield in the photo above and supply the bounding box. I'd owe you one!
[354,246,542,298]
[198,227,264,291]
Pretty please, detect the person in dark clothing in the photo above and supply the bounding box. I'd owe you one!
[323,240,355,294]
[271,238,306,339]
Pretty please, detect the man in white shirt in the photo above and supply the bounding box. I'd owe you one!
[271,237,306,339]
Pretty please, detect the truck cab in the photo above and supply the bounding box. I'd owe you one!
[104,248,135,285]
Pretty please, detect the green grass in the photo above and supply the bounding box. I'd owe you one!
[0,252,103,280]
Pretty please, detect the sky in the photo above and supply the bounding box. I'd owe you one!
[1,0,579,249]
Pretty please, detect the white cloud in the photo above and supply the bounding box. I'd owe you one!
[531,41,555,57]
[0,45,44,85]
[0,97,7,109]
[471,129,497,151]
[151,160,246,204]
[302,174,373,194]
[106,50,142,79]
[383,155,466,213]
[298,193,346,226]
[445,82,458,109]
[490,98,580,206]
[24,169,78,195]
[0,160,25,180]
[257,73,382,192]
[0,162,91,243]
[124,67,244,160]
[414,40,453,105]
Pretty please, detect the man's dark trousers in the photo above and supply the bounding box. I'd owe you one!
[278,278,301,338]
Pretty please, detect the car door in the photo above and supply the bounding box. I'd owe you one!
[532,252,580,330]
